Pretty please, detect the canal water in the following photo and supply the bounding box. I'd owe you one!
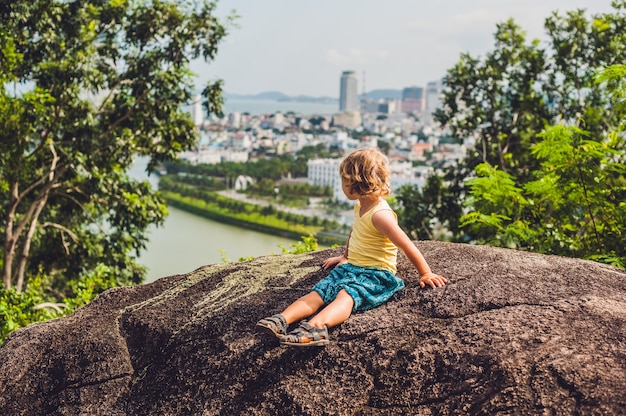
[129,158,298,283]
[139,205,299,283]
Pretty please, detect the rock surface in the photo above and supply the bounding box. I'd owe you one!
[1,241,625,415]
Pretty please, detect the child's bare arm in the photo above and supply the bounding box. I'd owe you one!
[372,210,447,288]
[323,255,348,270]
[322,230,351,270]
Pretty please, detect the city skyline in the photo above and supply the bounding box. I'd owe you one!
[191,0,616,98]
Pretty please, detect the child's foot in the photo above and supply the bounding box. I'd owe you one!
[280,321,329,347]
[255,314,288,339]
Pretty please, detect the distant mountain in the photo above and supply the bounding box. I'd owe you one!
[361,89,403,100]
[223,91,337,103]
[223,89,403,103]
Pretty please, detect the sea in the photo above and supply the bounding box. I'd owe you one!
[221,98,338,116]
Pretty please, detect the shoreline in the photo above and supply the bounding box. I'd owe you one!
[162,191,349,246]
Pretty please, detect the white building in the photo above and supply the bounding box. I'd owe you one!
[190,94,204,127]
[332,111,362,129]
[308,153,434,204]
[228,112,241,129]
[424,80,443,126]
[287,132,312,153]
[178,149,249,164]
[228,132,251,151]
[307,157,352,204]
[390,174,426,192]
[331,131,351,150]
[307,158,341,188]
[219,150,249,163]
[178,149,221,164]
[273,112,285,126]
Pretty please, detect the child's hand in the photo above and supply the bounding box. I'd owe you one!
[419,271,447,289]
[323,255,348,270]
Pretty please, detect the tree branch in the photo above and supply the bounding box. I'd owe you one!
[41,222,79,256]
[2,140,65,289]
[16,194,47,292]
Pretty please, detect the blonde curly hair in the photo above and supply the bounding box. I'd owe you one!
[339,148,391,197]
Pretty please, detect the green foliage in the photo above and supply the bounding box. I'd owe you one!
[280,234,319,255]
[160,188,329,239]
[408,3,626,269]
[62,264,121,310]
[435,18,549,177]
[0,0,233,341]
[461,65,626,267]
[0,276,58,343]
[393,164,468,242]
[296,144,334,161]
[0,0,233,297]
[0,264,122,344]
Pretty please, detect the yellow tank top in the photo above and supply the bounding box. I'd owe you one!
[348,200,398,274]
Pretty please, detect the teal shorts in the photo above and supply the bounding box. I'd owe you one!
[312,263,405,311]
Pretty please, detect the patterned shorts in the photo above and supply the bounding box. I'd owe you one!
[312,263,405,311]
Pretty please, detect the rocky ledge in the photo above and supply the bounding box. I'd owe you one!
[0,241,625,415]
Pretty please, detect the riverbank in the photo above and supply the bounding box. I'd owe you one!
[161,190,349,246]
[139,206,301,282]
[163,191,318,241]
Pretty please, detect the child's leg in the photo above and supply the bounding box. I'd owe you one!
[281,291,325,325]
[308,289,354,329]
[280,290,354,347]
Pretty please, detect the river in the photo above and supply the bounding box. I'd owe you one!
[139,206,298,283]
[222,98,337,116]
[129,159,298,283]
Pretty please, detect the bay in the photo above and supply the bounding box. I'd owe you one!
[222,98,337,116]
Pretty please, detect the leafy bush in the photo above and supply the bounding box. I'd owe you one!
[0,276,59,343]
[1,264,127,345]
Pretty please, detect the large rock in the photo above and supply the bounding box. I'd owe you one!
[0,241,625,415]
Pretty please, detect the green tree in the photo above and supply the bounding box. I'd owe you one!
[436,18,548,177]
[394,164,468,242]
[402,2,626,249]
[0,0,234,299]
[544,5,626,130]
[376,139,391,155]
[460,65,626,268]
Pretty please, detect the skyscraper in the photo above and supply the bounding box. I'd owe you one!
[402,86,424,101]
[425,81,442,114]
[190,94,204,127]
[424,80,443,125]
[401,86,424,114]
[339,70,358,112]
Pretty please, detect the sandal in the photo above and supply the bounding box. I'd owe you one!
[280,321,329,347]
[256,314,288,339]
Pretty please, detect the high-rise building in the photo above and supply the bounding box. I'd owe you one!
[401,86,424,114]
[424,80,443,125]
[402,86,424,101]
[339,70,358,112]
[425,81,442,114]
[190,94,204,127]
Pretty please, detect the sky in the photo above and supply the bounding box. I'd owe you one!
[192,0,618,98]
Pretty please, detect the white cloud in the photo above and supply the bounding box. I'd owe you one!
[325,48,389,67]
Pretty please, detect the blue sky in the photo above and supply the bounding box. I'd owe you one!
[192,0,617,97]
